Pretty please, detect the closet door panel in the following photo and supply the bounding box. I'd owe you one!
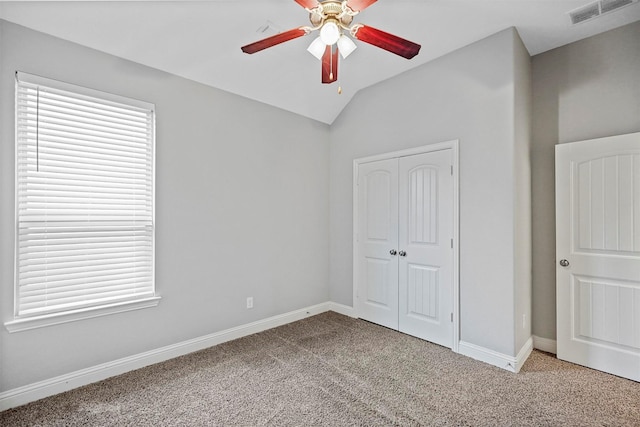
[398,150,453,347]
[356,158,399,329]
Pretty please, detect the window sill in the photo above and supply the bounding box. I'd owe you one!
[4,296,162,333]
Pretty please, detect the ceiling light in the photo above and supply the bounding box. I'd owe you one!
[307,37,326,60]
[319,20,340,45]
[337,35,357,59]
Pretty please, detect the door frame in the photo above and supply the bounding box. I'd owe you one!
[352,140,460,352]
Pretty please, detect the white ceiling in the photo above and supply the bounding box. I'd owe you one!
[1,0,639,124]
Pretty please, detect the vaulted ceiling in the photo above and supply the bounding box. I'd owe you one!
[1,1,639,124]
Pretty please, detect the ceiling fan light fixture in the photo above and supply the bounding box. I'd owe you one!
[241,0,422,85]
[307,36,326,60]
[337,35,357,58]
[319,20,340,45]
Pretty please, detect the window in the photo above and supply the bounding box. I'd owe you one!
[7,72,158,331]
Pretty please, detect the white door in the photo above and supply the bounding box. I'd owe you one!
[357,149,454,347]
[556,132,640,381]
[399,150,454,348]
[357,158,399,330]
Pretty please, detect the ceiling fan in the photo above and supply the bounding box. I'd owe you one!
[241,0,421,85]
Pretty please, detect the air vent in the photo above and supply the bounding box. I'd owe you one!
[601,0,635,13]
[569,0,638,25]
[570,2,601,24]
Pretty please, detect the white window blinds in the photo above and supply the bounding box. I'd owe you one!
[15,72,155,318]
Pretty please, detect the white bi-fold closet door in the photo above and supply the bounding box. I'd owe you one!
[355,146,456,348]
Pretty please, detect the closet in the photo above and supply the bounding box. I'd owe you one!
[354,145,456,348]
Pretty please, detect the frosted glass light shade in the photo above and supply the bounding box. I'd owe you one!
[320,21,340,45]
[307,37,326,60]
[337,35,357,58]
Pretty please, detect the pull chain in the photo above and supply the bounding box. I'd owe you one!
[337,50,342,94]
[329,45,334,81]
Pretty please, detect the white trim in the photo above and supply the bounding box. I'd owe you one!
[354,141,457,164]
[451,142,460,352]
[327,302,357,318]
[0,302,333,411]
[352,160,359,318]
[352,140,460,351]
[533,335,557,354]
[458,337,533,373]
[15,71,155,111]
[4,297,162,333]
[13,73,19,318]
[515,337,534,372]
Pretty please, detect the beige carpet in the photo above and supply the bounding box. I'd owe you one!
[1,311,639,426]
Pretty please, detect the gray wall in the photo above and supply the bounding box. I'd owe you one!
[329,28,530,356]
[531,21,640,340]
[513,32,532,352]
[0,20,330,391]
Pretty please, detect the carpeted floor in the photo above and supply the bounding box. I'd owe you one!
[1,311,639,426]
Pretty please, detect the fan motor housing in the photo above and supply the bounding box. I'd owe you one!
[309,1,354,28]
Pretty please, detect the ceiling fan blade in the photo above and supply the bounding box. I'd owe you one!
[241,28,308,54]
[294,0,319,9]
[321,46,338,84]
[346,0,377,12]
[352,25,421,59]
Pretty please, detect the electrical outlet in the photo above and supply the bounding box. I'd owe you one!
[246,297,253,309]
[522,314,526,329]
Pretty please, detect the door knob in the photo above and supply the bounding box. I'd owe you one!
[559,259,570,267]
[399,250,407,257]
[389,249,397,256]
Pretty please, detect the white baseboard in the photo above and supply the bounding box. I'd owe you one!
[327,302,356,318]
[458,336,533,373]
[515,337,534,372]
[533,335,557,354]
[0,302,335,411]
